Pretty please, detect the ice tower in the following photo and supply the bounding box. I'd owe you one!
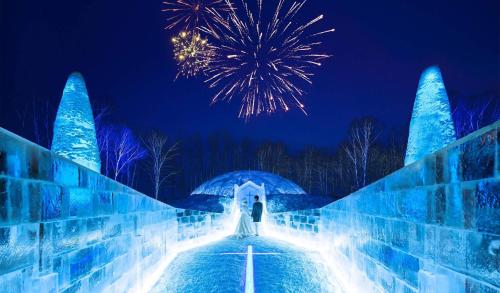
[405,66,456,165]
[51,72,101,172]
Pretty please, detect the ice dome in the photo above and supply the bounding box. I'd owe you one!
[191,170,306,197]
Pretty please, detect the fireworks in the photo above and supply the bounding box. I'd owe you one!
[202,0,334,119]
[162,0,233,31]
[162,0,334,119]
[172,30,214,78]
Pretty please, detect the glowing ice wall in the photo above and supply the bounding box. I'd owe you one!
[405,66,456,166]
[0,127,227,292]
[267,121,500,292]
[51,72,101,172]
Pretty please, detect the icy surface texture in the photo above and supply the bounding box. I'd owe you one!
[405,66,456,166]
[266,194,332,213]
[1,119,498,292]
[0,127,227,292]
[51,72,101,172]
[191,170,306,196]
[152,236,340,293]
[266,121,500,292]
[176,209,230,241]
[168,194,230,213]
[268,209,321,234]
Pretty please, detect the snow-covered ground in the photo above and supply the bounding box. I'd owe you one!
[152,236,340,292]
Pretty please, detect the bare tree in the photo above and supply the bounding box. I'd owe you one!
[93,108,112,176]
[453,98,498,138]
[298,149,315,193]
[97,125,114,177]
[331,150,350,195]
[143,132,178,199]
[110,127,146,181]
[314,158,331,195]
[368,135,404,182]
[344,118,380,189]
[31,99,54,148]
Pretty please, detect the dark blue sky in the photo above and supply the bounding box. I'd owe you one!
[1,0,499,148]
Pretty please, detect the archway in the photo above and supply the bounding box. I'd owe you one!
[234,181,265,214]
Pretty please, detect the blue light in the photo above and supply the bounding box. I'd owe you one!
[245,245,255,293]
[51,72,101,172]
[405,66,456,165]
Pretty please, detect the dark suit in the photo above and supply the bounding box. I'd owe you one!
[251,202,263,222]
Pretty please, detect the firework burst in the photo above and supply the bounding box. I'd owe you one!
[203,0,334,119]
[172,30,214,78]
[162,0,233,31]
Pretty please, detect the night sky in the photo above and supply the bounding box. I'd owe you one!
[1,0,499,149]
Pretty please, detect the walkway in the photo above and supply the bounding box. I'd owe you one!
[152,236,340,293]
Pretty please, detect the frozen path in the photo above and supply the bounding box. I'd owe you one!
[152,236,340,293]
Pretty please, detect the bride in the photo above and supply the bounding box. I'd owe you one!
[234,200,254,238]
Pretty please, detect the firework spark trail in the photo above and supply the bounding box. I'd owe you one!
[172,30,215,79]
[162,0,233,31]
[202,0,334,119]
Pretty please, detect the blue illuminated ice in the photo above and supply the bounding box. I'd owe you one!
[152,236,339,292]
[191,171,306,197]
[51,72,101,172]
[405,66,456,165]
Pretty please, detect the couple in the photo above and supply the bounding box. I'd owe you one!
[235,195,263,238]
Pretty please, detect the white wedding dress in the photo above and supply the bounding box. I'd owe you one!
[235,202,254,238]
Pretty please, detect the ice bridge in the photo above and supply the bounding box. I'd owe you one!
[0,121,499,292]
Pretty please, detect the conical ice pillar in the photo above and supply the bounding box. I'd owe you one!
[51,72,101,172]
[405,66,456,166]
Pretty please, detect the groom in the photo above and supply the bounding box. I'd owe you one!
[251,195,263,236]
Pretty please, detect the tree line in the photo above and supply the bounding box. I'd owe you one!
[0,91,498,201]
[168,120,404,199]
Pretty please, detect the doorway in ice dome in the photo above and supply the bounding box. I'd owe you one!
[234,181,265,214]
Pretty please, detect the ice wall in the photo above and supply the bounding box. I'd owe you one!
[51,72,101,172]
[0,127,228,292]
[176,209,228,241]
[267,121,500,292]
[405,66,456,166]
[267,209,321,235]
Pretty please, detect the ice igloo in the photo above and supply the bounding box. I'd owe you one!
[168,171,332,213]
[191,170,306,197]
